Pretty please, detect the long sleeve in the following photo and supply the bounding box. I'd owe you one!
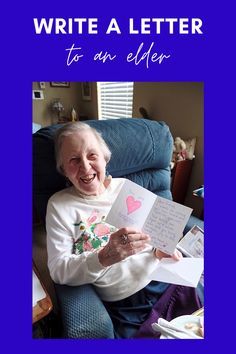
[46,198,108,286]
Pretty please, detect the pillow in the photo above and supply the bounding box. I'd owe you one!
[184,137,196,160]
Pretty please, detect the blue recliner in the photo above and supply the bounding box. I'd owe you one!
[33,118,176,338]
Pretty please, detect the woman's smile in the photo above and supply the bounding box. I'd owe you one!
[80,174,96,184]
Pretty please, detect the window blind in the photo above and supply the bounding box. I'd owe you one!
[97,82,134,120]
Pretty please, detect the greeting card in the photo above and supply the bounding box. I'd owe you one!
[106,179,192,254]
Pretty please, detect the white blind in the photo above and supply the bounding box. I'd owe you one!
[97,82,134,120]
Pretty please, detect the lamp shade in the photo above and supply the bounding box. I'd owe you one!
[52,100,64,112]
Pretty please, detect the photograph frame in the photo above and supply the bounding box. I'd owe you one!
[81,82,92,101]
[50,82,70,88]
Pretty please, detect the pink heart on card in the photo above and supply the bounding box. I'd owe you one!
[126,196,142,215]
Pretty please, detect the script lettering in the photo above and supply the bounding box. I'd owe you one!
[143,197,191,254]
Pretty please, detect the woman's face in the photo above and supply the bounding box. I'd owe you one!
[60,130,107,196]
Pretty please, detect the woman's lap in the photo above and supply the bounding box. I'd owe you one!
[103,281,170,338]
[103,281,203,339]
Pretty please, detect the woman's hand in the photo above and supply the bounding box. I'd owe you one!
[98,227,150,267]
[154,248,183,261]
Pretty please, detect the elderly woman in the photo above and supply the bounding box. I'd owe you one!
[46,122,198,338]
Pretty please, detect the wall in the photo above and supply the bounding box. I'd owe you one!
[133,82,204,217]
[32,82,99,126]
[81,82,99,118]
[33,82,81,127]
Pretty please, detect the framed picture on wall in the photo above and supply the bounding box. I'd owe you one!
[81,82,92,101]
[50,82,70,88]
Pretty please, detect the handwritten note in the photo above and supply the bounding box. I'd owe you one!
[106,179,192,254]
[143,197,192,254]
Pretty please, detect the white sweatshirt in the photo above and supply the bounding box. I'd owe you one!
[46,178,159,302]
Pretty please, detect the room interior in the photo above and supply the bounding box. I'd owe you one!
[32,81,204,338]
[33,81,203,218]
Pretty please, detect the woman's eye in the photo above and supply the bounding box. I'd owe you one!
[89,153,97,159]
[70,157,80,164]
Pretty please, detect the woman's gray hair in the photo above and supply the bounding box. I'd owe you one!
[54,122,112,174]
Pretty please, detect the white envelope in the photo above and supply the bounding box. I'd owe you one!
[33,270,46,306]
[150,258,204,288]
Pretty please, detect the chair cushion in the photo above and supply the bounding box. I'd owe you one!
[87,118,173,175]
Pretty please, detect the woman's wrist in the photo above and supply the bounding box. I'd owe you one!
[153,247,166,260]
[152,247,160,259]
[153,247,182,260]
[98,247,108,267]
[98,244,115,267]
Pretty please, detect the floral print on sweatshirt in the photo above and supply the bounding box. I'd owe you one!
[73,210,116,255]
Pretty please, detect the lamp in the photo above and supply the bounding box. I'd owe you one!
[52,99,64,121]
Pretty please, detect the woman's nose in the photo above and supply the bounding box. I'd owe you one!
[80,158,90,172]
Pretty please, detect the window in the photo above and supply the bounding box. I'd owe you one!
[97,82,134,120]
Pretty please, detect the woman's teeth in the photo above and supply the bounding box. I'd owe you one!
[80,174,96,184]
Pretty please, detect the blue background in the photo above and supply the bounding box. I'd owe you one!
[1,0,235,353]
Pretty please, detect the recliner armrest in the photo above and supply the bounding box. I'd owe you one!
[54,283,114,338]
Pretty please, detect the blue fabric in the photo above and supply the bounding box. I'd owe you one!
[55,284,114,338]
[104,281,170,338]
[88,119,173,174]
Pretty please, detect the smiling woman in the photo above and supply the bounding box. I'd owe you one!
[34,118,203,338]
[47,121,177,337]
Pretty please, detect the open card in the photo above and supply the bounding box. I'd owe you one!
[106,179,192,254]
[150,258,204,287]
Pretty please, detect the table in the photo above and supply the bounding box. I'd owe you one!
[33,264,53,324]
